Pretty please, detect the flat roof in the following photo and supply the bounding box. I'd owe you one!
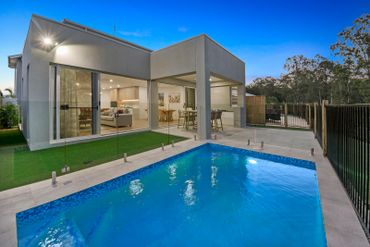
[8,54,22,68]
[61,18,152,53]
[8,15,245,71]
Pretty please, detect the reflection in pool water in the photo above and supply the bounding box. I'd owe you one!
[211,166,218,187]
[184,180,196,206]
[168,164,177,181]
[129,179,144,197]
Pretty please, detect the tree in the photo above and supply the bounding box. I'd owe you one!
[246,76,288,102]
[0,90,3,108]
[331,14,370,103]
[247,13,369,104]
[331,14,370,79]
[312,55,335,103]
[4,88,14,98]
[0,103,19,129]
[282,55,316,102]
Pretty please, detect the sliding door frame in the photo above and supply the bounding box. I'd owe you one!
[50,64,150,143]
[51,64,98,141]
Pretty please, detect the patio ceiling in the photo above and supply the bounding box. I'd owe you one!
[175,74,240,87]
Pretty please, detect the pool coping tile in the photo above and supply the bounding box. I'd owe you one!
[0,130,368,247]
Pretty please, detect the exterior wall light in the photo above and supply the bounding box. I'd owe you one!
[43,37,53,46]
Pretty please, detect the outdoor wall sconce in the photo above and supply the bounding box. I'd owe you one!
[40,35,59,51]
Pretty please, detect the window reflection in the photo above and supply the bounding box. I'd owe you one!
[129,179,144,197]
[168,164,177,181]
[211,166,218,187]
[184,180,196,206]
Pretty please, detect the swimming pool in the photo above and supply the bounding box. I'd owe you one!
[17,143,326,246]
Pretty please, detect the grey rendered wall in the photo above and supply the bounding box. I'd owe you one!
[19,32,33,144]
[205,36,246,127]
[25,15,151,150]
[15,60,22,103]
[150,36,200,79]
[33,16,151,79]
[205,36,245,84]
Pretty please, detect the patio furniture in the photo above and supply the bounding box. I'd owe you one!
[211,110,223,131]
[177,110,186,128]
[159,109,176,122]
[185,110,197,130]
[266,108,281,122]
[215,110,223,131]
[79,107,92,128]
[101,113,132,127]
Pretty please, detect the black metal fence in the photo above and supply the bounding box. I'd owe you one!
[316,104,323,147]
[265,103,283,126]
[326,104,370,235]
[264,103,310,129]
[286,104,310,128]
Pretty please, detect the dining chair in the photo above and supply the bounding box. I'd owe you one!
[177,110,186,128]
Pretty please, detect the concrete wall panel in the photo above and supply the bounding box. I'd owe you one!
[150,37,199,79]
[31,16,151,80]
[205,36,245,84]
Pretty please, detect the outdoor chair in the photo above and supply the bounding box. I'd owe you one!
[186,111,197,130]
[177,110,186,128]
[215,110,223,131]
[211,110,223,131]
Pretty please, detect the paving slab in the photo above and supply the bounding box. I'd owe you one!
[0,127,368,247]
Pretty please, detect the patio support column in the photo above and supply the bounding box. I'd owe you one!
[235,84,246,128]
[148,80,158,129]
[196,37,211,140]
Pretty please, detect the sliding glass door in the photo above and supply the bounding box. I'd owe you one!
[55,66,99,139]
[52,64,148,141]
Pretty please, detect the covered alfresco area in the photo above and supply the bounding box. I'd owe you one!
[149,35,246,139]
[156,74,244,132]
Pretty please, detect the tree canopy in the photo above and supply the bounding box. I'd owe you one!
[246,14,370,104]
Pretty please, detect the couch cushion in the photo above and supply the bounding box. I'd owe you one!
[101,115,114,121]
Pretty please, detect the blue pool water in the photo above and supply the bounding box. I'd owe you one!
[17,143,326,246]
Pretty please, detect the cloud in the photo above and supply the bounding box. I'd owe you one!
[177,27,188,33]
[118,30,150,37]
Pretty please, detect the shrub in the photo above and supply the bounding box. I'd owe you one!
[0,103,19,129]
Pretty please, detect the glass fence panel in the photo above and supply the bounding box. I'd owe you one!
[0,97,187,192]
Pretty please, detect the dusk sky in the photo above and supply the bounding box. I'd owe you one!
[0,0,369,91]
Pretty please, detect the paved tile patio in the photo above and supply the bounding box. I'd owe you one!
[0,126,368,247]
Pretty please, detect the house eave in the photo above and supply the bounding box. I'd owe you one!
[8,54,22,68]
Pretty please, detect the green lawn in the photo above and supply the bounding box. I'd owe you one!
[0,128,27,147]
[0,130,187,191]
